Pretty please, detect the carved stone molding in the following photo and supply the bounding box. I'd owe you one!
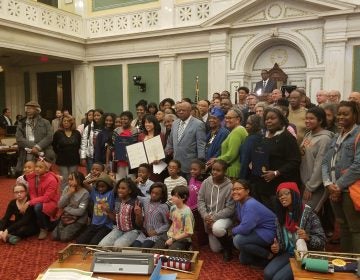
[295,27,324,64]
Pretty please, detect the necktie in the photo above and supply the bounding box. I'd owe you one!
[177,121,185,142]
[263,80,266,88]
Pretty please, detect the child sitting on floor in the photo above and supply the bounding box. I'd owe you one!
[52,171,90,242]
[23,157,60,240]
[16,160,35,188]
[135,163,154,197]
[76,173,115,245]
[132,182,170,248]
[99,178,143,247]
[0,183,39,244]
[154,185,194,250]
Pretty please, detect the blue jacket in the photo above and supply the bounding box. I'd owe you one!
[232,197,276,244]
[205,127,230,161]
[239,133,263,179]
[322,125,360,190]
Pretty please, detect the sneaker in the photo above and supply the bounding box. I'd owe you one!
[38,229,48,240]
[8,235,21,245]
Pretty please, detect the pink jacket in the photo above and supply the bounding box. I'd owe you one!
[27,171,60,220]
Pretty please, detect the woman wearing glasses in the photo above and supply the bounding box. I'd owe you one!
[232,179,276,267]
[0,183,39,245]
[207,108,247,178]
[264,182,326,280]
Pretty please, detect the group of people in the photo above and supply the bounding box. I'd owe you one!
[0,81,360,280]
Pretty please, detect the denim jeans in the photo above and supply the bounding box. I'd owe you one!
[33,203,51,230]
[264,252,293,280]
[233,231,272,265]
[98,227,140,247]
[331,192,360,253]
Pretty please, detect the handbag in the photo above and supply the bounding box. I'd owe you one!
[348,133,360,210]
[60,212,78,225]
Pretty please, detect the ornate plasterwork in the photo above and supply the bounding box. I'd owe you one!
[295,27,324,65]
[175,1,211,26]
[0,0,83,37]
[230,34,256,70]
[243,1,314,23]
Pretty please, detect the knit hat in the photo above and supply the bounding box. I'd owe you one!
[95,174,114,190]
[210,107,225,121]
[276,182,300,195]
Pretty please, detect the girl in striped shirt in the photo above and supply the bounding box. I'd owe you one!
[132,182,170,248]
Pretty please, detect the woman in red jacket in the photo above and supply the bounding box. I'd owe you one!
[21,158,60,240]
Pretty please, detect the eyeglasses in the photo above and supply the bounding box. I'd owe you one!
[225,116,238,120]
[277,191,291,198]
[14,190,26,194]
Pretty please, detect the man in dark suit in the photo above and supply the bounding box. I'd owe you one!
[253,69,277,94]
[165,101,206,178]
[0,108,12,129]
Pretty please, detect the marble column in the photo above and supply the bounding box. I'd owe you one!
[4,67,25,120]
[73,63,94,125]
[208,31,229,99]
[159,54,178,102]
[323,17,347,94]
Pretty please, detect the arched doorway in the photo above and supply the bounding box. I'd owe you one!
[245,40,307,92]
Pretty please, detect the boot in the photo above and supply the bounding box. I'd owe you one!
[218,235,233,262]
[38,228,48,240]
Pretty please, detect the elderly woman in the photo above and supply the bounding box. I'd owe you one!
[53,115,81,190]
[205,107,229,161]
[322,101,360,253]
[207,108,248,178]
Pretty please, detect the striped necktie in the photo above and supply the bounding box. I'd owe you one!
[177,121,185,141]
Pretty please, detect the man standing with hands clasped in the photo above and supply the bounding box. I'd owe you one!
[15,101,55,175]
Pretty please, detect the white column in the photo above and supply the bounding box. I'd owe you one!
[208,31,229,99]
[159,55,177,102]
[74,0,86,17]
[159,0,175,29]
[4,67,25,120]
[323,41,346,93]
[323,17,347,94]
[122,63,129,111]
[73,63,94,125]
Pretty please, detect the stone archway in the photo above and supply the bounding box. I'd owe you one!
[249,41,307,92]
[229,30,321,95]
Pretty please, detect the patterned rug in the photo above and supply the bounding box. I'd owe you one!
[0,176,262,279]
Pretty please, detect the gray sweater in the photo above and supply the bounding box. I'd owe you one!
[197,176,235,221]
[58,187,90,224]
[300,129,334,192]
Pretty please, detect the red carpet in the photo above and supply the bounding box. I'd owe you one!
[0,176,264,279]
